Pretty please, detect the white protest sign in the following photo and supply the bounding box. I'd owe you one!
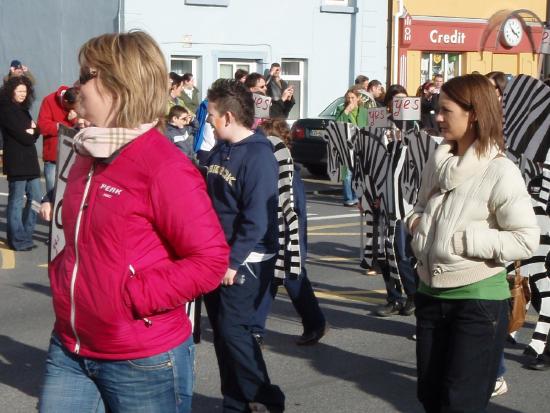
[541,27,550,54]
[49,125,77,262]
[392,97,421,121]
[252,93,272,119]
[367,107,390,128]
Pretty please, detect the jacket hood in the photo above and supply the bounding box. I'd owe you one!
[56,85,70,104]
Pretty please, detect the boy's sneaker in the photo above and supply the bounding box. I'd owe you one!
[375,302,402,317]
[491,377,508,397]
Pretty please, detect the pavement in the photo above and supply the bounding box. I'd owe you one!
[0,168,547,413]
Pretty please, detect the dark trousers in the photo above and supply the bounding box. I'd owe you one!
[204,258,285,413]
[415,293,509,413]
[251,267,326,337]
[381,220,417,304]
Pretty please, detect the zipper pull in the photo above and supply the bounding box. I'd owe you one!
[129,264,136,277]
[143,318,153,327]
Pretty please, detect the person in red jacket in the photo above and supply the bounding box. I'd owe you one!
[38,31,229,413]
[37,86,78,193]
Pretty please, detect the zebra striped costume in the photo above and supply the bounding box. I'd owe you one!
[324,121,439,281]
[267,136,301,280]
[503,75,550,356]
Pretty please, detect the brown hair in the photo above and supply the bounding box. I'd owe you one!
[78,31,168,128]
[441,74,504,157]
[207,78,255,129]
[485,71,507,97]
[344,85,363,105]
[261,118,291,148]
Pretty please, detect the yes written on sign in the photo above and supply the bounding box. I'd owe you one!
[367,107,390,128]
[252,93,272,119]
[541,28,550,55]
[392,97,420,121]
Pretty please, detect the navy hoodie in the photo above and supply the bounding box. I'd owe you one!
[206,131,279,270]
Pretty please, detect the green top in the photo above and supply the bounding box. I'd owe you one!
[418,270,510,300]
[335,104,368,128]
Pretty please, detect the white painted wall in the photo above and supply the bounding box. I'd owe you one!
[123,0,389,118]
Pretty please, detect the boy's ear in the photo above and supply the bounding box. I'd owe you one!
[224,111,232,127]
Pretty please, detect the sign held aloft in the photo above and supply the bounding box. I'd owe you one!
[392,97,421,121]
[252,93,272,119]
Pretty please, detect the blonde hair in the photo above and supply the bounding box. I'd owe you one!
[78,31,168,128]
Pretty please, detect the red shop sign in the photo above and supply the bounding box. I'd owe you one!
[401,18,542,53]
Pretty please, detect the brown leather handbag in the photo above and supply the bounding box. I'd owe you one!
[507,261,531,334]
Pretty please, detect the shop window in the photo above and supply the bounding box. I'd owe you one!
[420,53,461,85]
[281,58,306,120]
[217,60,257,79]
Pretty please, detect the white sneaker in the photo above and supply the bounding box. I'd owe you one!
[491,377,508,397]
[249,402,270,412]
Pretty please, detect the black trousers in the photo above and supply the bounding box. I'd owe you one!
[204,258,285,413]
[415,293,508,413]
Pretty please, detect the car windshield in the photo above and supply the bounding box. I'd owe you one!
[318,97,344,118]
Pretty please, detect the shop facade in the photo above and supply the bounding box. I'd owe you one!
[393,0,546,94]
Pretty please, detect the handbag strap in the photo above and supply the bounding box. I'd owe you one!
[514,260,521,277]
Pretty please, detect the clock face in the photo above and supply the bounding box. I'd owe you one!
[501,18,523,47]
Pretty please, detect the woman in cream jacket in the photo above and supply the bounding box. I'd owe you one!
[405,74,539,413]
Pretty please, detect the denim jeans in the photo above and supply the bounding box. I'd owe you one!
[252,268,326,337]
[43,161,57,194]
[380,220,417,304]
[39,333,195,413]
[7,177,41,250]
[415,293,508,413]
[204,257,285,412]
[342,168,357,205]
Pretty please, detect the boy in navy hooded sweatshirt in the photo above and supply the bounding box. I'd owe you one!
[203,79,285,413]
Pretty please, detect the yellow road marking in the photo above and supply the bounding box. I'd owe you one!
[313,290,386,304]
[308,222,359,231]
[37,263,48,268]
[308,256,355,262]
[0,241,15,270]
[302,178,335,185]
[308,232,362,236]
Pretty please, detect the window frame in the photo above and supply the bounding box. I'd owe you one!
[281,58,306,120]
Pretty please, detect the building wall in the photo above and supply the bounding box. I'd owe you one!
[392,0,546,94]
[124,0,388,119]
[0,0,120,117]
[403,0,546,21]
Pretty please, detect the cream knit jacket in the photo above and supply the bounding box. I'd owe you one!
[404,140,540,288]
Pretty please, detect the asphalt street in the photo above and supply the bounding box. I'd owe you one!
[0,168,547,413]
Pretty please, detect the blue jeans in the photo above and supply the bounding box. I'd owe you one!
[252,268,326,337]
[39,333,195,413]
[7,178,41,250]
[43,161,57,194]
[342,168,357,205]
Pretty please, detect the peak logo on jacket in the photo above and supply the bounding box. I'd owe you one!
[207,164,236,186]
[100,183,123,198]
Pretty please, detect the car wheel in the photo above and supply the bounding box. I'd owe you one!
[306,165,328,177]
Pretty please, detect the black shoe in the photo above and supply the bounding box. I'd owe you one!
[528,355,550,371]
[252,333,264,348]
[296,323,329,346]
[523,345,539,357]
[400,297,415,316]
[375,302,402,317]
